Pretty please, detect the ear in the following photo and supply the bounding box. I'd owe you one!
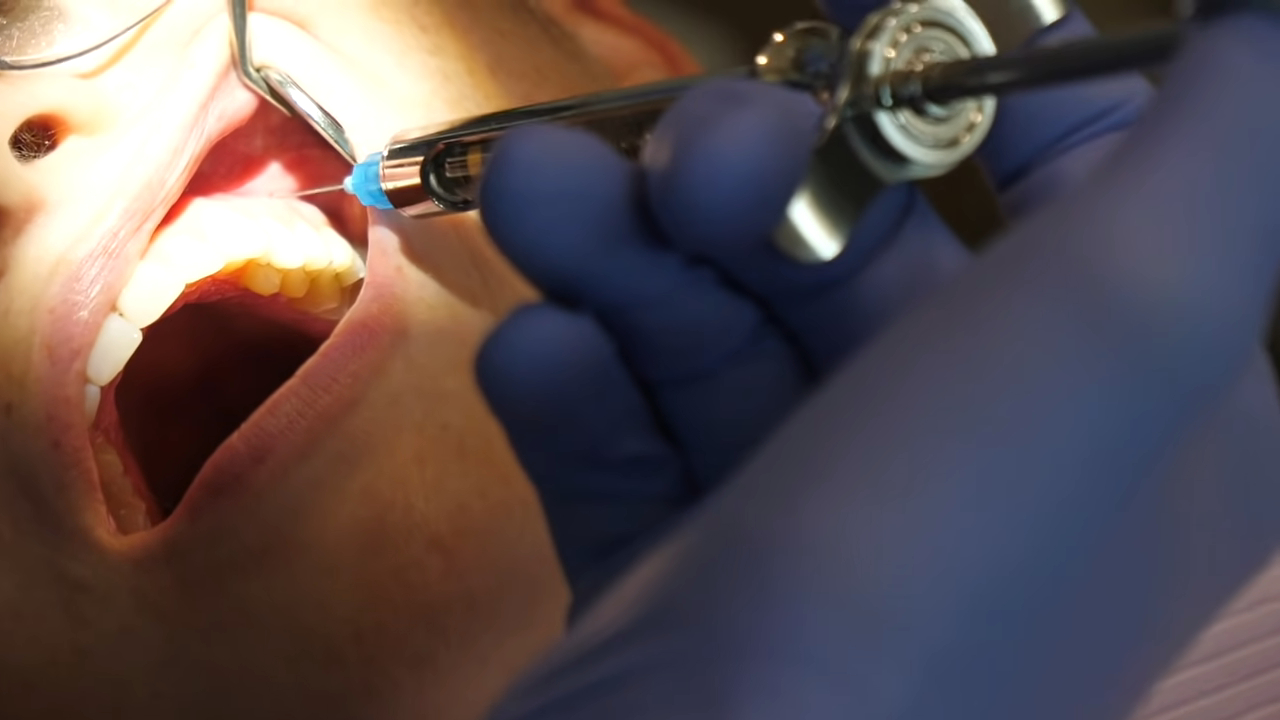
[535,0,702,85]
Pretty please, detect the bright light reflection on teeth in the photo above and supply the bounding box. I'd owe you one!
[337,252,366,287]
[116,257,185,328]
[87,313,143,387]
[152,226,223,284]
[85,195,365,418]
[303,232,333,272]
[267,227,308,270]
[324,230,351,267]
[216,206,268,262]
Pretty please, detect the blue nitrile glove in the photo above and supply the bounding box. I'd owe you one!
[474,0,1280,717]
[477,6,1157,610]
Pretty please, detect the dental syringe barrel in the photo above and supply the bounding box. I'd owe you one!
[355,2,1014,265]
[368,73,729,218]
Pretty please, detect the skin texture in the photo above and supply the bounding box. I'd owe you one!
[0,1,693,718]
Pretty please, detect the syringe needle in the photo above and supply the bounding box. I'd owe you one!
[278,183,347,199]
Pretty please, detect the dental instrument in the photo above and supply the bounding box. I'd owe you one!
[278,0,1176,264]
[283,1,1178,264]
[228,0,358,164]
[288,184,349,198]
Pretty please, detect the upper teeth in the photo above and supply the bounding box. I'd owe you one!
[83,197,366,422]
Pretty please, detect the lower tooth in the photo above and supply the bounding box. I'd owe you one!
[93,439,152,535]
[84,384,102,423]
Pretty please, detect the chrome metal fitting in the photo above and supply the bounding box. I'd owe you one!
[770,0,1000,263]
[843,0,998,184]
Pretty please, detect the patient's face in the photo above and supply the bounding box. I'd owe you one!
[0,1,686,717]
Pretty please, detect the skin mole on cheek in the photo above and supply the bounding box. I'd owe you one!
[8,115,63,164]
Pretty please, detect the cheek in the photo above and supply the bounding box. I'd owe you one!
[394,214,539,320]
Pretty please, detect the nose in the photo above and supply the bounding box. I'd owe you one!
[0,74,119,238]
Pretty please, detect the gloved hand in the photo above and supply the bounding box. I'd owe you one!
[478,3,1280,719]
[478,5,1151,608]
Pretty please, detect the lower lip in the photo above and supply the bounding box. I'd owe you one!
[37,68,260,532]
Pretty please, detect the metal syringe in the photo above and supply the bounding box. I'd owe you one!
[288,0,1180,263]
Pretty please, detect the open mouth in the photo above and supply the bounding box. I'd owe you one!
[85,101,369,534]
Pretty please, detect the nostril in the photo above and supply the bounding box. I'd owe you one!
[9,115,64,164]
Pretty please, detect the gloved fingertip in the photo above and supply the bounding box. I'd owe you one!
[644,79,823,252]
[479,123,644,298]
[644,80,821,173]
[478,304,615,427]
[480,123,626,244]
[478,304,691,597]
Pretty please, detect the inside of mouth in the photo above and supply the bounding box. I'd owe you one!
[92,103,368,530]
[114,291,334,517]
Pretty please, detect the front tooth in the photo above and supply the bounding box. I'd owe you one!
[86,313,143,386]
[266,224,308,270]
[295,207,338,272]
[325,231,354,272]
[116,256,185,328]
[242,261,283,296]
[217,208,269,265]
[84,384,101,423]
[303,237,334,273]
[151,225,224,284]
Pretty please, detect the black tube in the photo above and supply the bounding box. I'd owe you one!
[885,26,1184,107]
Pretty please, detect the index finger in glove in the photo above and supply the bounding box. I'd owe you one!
[481,124,809,486]
[643,79,970,373]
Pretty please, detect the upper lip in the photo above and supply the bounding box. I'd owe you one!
[35,37,391,538]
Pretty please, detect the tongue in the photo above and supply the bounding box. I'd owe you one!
[114,292,330,515]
